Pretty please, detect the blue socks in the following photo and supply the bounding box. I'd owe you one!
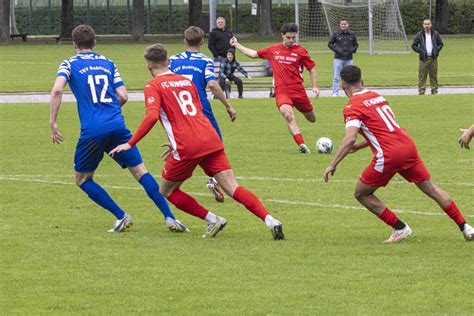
[139,173,175,220]
[80,179,125,219]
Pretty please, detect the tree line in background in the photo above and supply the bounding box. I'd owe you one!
[0,0,467,43]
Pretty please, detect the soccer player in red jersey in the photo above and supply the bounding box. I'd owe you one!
[323,65,473,243]
[230,23,319,154]
[109,43,284,240]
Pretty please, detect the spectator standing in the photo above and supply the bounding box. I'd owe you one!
[328,19,358,97]
[208,17,233,62]
[411,17,444,95]
[218,49,249,99]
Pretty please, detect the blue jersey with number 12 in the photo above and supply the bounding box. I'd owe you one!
[57,52,125,136]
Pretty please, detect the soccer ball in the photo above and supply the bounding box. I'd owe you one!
[316,137,333,154]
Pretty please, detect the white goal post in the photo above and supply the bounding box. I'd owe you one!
[296,0,410,54]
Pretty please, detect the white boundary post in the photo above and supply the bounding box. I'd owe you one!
[210,0,217,31]
[295,0,300,44]
[368,0,374,54]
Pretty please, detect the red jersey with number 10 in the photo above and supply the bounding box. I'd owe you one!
[257,43,315,90]
[143,72,223,160]
[343,89,417,172]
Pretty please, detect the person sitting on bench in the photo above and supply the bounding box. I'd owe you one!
[218,49,250,99]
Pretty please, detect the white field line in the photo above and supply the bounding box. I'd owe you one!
[2,173,473,187]
[1,175,472,218]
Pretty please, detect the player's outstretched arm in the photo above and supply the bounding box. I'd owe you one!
[459,125,474,149]
[208,80,237,122]
[230,37,259,58]
[115,86,129,107]
[323,126,359,183]
[49,76,67,144]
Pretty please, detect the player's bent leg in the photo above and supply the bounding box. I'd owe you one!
[214,170,284,240]
[354,181,385,216]
[127,163,188,231]
[302,110,316,123]
[161,179,224,237]
[75,171,132,232]
[279,105,310,154]
[415,179,469,239]
[354,181,411,243]
[279,104,299,132]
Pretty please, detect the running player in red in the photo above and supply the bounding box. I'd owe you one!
[109,43,284,240]
[230,23,319,154]
[323,65,473,243]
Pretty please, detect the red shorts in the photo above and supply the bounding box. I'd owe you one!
[359,155,431,187]
[275,86,313,113]
[162,149,232,182]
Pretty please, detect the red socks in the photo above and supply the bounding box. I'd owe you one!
[167,189,208,220]
[443,201,465,225]
[233,186,269,221]
[379,208,399,227]
[293,133,305,145]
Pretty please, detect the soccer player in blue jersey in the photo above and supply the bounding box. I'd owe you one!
[49,24,188,233]
[169,26,236,202]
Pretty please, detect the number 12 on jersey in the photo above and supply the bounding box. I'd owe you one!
[87,75,112,104]
[376,105,400,132]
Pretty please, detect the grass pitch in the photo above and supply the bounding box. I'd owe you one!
[1,94,473,314]
[0,36,473,92]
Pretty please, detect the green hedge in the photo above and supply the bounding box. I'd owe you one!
[13,2,473,36]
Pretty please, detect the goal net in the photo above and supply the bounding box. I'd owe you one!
[298,0,410,54]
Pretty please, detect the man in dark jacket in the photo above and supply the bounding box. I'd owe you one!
[328,19,358,97]
[208,17,233,62]
[411,18,444,95]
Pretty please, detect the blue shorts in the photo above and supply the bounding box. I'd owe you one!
[74,128,143,173]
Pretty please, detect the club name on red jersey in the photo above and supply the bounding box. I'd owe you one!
[160,79,193,89]
[362,95,387,107]
[274,55,297,64]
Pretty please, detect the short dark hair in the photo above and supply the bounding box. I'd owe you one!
[340,18,348,23]
[72,25,96,49]
[184,26,204,47]
[340,65,362,85]
[281,23,298,34]
[144,43,168,66]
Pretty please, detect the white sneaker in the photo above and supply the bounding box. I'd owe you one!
[269,219,284,240]
[299,144,311,154]
[107,214,133,233]
[332,93,338,97]
[383,224,412,243]
[202,216,227,238]
[462,223,474,241]
[166,217,190,233]
[206,177,225,203]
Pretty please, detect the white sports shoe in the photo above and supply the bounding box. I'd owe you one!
[206,177,225,203]
[269,219,284,240]
[299,144,311,154]
[166,217,190,233]
[202,216,227,238]
[107,214,133,233]
[383,224,412,243]
[462,223,474,241]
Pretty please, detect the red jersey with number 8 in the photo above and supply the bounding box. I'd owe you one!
[343,89,418,172]
[144,72,223,160]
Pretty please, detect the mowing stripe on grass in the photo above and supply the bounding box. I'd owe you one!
[2,175,472,218]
